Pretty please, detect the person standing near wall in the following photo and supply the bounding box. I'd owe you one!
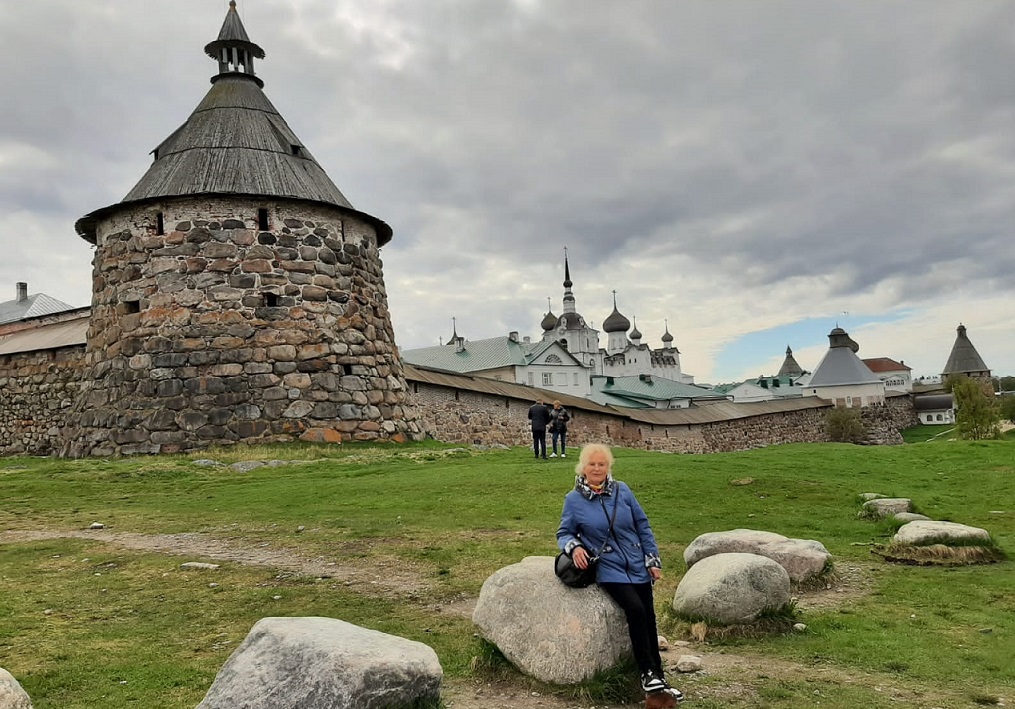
[548,400,571,458]
[528,398,551,459]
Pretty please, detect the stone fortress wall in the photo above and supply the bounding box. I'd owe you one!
[1,340,918,457]
[407,376,918,454]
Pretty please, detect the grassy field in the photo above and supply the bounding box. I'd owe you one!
[1,438,1013,707]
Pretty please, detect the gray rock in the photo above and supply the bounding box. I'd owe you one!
[673,552,791,625]
[197,617,442,709]
[88,522,105,530]
[860,498,913,519]
[230,461,266,473]
[683,529,831,583]
[893,521,991,546]
[0,668,33,709]
[675,655,702,673]
[858,493,886,501]
[473,556,631,684]
[893,512,931,523]
[181,562,220,571]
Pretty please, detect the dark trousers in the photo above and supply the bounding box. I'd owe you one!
[599,582,662,676]
[532,429,546,458]
[551,429,567,455]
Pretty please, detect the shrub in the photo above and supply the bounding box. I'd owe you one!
[947,376,1001,440]
[824,407,866,443]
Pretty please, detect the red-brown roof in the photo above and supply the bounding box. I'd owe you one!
[861,357,911,373]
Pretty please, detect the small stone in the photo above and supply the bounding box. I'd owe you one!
[43,609,54,615]
[209,583,220,588]
[657,634,669,651]
[296,525,305,533]
[272,595,282,600]
[793,623,807,632]
[676,655,703,673]
[89,522,105,530]
[180,562,220,571]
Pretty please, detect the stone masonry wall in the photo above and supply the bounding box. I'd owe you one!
[409,380,918,453]
[60,198,422,457]
[0,345,87,456]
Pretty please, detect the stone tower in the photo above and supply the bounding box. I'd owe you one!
[942,323,993,396]
[61,2,422,456]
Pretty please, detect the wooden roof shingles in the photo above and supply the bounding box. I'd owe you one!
[76,7,391,245]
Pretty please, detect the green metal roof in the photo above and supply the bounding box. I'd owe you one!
[401,336,577,374]
[591,375,726,403]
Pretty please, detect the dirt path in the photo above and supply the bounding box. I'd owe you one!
[0,529,983,709]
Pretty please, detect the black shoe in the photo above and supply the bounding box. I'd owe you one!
[640,670,666,693]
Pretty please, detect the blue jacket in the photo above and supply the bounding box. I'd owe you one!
[556,479,660,584]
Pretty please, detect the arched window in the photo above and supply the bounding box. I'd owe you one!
[545,354,562,364]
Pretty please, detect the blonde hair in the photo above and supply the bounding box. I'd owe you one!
[575,443,614,477]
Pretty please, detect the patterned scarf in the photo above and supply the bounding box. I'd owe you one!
[575,474,615,500]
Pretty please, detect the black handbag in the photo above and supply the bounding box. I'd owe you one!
[554,492,620,588]
[554,550,598,588]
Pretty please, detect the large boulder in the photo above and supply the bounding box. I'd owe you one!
[196,617,442,709]
[673,552,791,625]
[0,669,32,709]
[683,529,831,583]
[860,498,912,519]
[473,556,631,684]
[894,521,991,546]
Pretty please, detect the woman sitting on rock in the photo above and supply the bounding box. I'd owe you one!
[556,443,683,703]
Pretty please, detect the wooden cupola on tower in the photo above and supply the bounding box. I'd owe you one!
[62,1,421,456]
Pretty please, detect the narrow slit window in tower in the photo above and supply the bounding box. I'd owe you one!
[258,208,269,230]
[342,364,353,376]
[156,212,164,235]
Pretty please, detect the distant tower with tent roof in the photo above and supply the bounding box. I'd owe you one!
[60,1,421,456]
[942,323,992,396]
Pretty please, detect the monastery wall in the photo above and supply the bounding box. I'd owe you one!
[0,351,917,457]
[409,379,917,453]
[0,345,87,456]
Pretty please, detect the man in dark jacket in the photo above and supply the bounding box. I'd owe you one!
[548,400,571,458]
[528,398,551,459]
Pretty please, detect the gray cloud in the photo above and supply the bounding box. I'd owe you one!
[2,0,1013,379]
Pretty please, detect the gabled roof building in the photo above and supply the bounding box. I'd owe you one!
[402,331,590,397]
[0,283,76,326]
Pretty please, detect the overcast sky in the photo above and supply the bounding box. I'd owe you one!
[2,1,1013,383]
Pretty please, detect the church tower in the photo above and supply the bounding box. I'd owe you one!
[61,2,421,456]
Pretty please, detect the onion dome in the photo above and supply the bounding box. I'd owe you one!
[541,310,558,331]
[602,292,630,333]
[629,317,642,340]
[661,322,674,343]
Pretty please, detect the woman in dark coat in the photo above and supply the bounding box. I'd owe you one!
[556,444,683,702]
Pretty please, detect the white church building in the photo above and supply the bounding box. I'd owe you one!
[401,255,700,402]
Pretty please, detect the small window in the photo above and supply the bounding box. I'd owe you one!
[542,373,552,386]
[527,372,534,386]
[936,414,943,421]
[573,373,578,386]
[124,301,140,314]
[156,212,164,235]
[342,364,353,376]
[264,292,279,307]
[258,208,270,231]
[291,144,302,157]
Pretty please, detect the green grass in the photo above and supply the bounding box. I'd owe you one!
[1,438,1014,707]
